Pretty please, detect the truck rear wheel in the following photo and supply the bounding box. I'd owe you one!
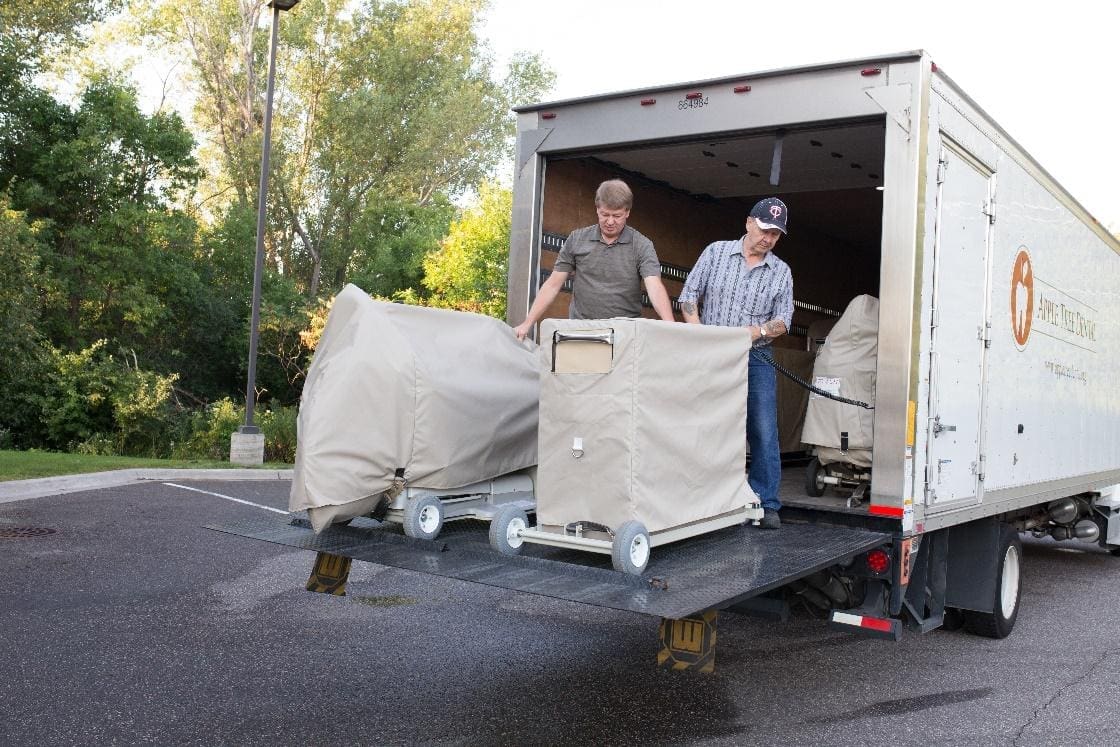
[963,524,1022,639]
[805,457,826,497]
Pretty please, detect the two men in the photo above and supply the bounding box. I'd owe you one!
[679,198,794,529]
[514,182,791,529]
[513,179,675,340]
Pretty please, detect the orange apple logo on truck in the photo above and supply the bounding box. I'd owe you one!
[1010,247,1033,348]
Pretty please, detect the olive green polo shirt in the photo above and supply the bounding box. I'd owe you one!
[554,224,662,320]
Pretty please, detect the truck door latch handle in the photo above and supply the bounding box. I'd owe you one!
[932,416,956,436]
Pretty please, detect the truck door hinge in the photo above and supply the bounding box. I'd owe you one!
[978,322,991,348]
[936,157,948,185]
[984,199,996,223]
[971,455,986,482]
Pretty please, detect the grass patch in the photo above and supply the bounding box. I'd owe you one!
[0,449,291,482]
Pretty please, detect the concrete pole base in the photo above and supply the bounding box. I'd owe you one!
[230,431,265,465]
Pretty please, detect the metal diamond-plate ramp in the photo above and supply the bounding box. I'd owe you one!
[207,516,890,619]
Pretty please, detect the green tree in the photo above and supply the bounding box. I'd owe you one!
[0,0,121,70]
[421,182,511,318]
[0,198,52,447]
[140,0,553,301]
[0,75,203,352]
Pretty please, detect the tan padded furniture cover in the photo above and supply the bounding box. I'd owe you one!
[289,285,539,529]
[536,318,756,534]
[801,295,879,468]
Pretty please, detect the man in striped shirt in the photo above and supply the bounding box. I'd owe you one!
[679,197,794,529]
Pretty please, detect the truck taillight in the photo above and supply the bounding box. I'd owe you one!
[866,548,890,574]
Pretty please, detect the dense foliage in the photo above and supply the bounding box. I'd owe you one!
[0,0,553,459]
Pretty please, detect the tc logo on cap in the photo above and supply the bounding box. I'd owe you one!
[750,197,789,234]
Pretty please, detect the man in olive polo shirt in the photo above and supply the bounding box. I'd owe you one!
[513,179,675,340]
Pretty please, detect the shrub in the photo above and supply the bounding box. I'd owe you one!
[259,405,298,463]
[173,398,297,464]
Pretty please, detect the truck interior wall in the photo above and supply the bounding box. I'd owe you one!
[539,156,884,342]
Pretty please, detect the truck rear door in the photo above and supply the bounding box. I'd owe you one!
[925,138,994,510]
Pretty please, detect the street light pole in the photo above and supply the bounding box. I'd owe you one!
[231,0,302,465]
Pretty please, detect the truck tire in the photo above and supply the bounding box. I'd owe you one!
[963,524,1022,639]
[611,520,651,575]
[403,495,444,540]
[805,457,826,497]
[940,607,965,632]
[489,504,528,556]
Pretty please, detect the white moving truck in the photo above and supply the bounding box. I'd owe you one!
[215,51,1120,668]
[505,50,1120,640]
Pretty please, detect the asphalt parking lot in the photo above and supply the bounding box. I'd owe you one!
[2,477,1119,746]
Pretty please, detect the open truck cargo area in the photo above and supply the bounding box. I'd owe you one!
[213,51,1120,670]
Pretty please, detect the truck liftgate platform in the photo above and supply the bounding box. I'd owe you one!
[207,515,889,672]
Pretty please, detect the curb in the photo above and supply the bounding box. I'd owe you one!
[0,468,294,504]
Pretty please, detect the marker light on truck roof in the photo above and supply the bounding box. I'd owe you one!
[861,68,882,76]
[685,92,703,100]
[640,98,656,106]
[541,112,556,120]
[733,85,751,93]
[866,548,890,575]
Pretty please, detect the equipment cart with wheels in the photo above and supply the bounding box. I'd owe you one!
[490,318,763,574]
[801,294,879,507]
[386,471,535,540]
[289,284,541,535]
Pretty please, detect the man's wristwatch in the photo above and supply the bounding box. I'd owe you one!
[758,325,768,339]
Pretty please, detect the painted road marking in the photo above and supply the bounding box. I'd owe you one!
[163,482,289,515]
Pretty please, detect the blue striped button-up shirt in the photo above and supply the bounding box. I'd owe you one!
[678,238,794,346]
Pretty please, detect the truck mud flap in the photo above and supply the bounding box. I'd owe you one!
[207,515,890,620]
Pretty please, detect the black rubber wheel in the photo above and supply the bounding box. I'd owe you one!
[611,520,651,575]
[402,495,443,540]
[805,457,826,497]
[963,524,1022,639]
[1111,547,1120,557]
[489,504,528,556]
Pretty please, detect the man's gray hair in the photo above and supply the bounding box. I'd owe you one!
[595,179,633,210]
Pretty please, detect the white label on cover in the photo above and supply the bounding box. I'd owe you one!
[811,376,842,399]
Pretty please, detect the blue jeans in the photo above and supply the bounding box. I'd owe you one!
[748,349,781,511]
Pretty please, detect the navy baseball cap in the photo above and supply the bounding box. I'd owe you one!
[750,197,789,234]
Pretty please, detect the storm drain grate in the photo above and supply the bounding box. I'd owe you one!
[0,526,57,539]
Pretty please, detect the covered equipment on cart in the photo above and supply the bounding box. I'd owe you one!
[289,284,539,532]
[533,317,761,547]
[801,294,879,498]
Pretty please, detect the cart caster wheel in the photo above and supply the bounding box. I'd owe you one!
[403,495,443,540]
[805,457,826,497]
[489,504,528,556]
[612,520,650,575]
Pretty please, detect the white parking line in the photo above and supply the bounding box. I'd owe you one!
[163,482,289,515]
